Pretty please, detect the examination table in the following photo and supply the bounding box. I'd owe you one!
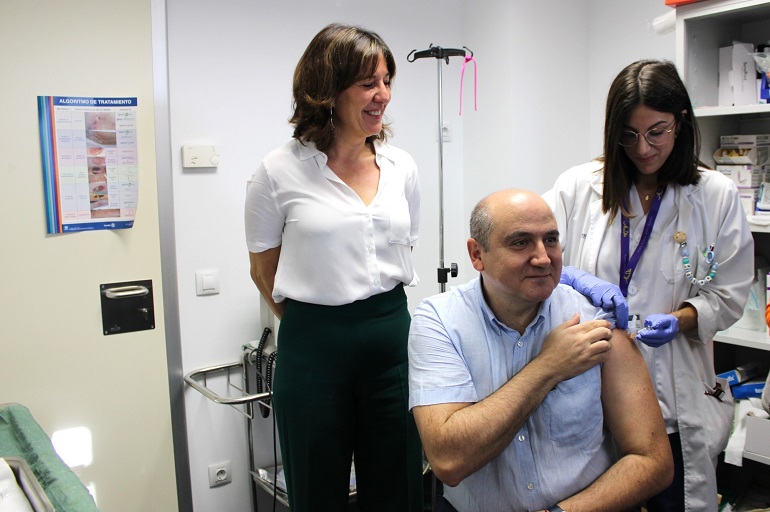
[0,403,99,511]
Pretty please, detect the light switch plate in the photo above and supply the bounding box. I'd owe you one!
[195,269,220,296]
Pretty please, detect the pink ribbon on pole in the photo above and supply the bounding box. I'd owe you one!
[459,54,477,115]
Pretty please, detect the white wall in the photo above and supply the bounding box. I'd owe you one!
[165,1,676,510]
[587,0,677,159]
[459,0,592,279]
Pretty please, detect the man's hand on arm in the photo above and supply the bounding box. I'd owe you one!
[538,314,613,381]
[414,314,613,487]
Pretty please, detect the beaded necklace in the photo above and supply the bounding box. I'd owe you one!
[674,231,718,286]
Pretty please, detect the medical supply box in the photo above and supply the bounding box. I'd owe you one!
[713,135,770,166]
[745,415,770,458]
[717,362,762,387]
[756,183,770,215]
[732,379,766,399]
[719,42,757,107]
[716,165,768,188]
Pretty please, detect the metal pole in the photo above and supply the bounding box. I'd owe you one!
[437,59,446,294]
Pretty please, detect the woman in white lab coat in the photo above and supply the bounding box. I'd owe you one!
[546,60,754,511]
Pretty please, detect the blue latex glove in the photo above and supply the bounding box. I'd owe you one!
[560,266,629,330]
[635,314,679,347]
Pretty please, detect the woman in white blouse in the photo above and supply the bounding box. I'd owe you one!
[245,23,422,512]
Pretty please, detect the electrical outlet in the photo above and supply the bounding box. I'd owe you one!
[208,460,232,488]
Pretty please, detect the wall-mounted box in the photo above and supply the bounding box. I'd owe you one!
[182,144,220,168]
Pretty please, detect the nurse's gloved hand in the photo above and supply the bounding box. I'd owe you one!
[636,314,679,347]
[560,266,629,330]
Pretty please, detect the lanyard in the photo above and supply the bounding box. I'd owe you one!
[619,185,666,297]
[459,54,477,115]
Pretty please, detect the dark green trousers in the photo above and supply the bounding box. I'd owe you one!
[273,285,423,512]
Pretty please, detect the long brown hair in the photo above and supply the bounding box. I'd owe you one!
[290,23,396,152]
[602,60,702,222]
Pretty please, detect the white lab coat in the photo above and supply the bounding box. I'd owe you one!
[545,160,754,511]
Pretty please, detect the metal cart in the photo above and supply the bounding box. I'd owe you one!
[184,332,359,511]
[185,327,432,510]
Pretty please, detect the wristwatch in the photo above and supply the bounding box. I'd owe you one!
[547,506,566,512]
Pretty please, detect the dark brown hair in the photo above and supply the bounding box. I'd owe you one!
[602,59,702,221]
[290,23,396,152]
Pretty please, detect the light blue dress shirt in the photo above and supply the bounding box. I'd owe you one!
[408,277,617,512]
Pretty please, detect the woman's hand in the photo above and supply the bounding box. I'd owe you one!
[560,266,629,330]
[635,314,679,347]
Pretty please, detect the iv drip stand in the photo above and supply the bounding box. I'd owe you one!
[408,45,470,293]
[408,44,472,511]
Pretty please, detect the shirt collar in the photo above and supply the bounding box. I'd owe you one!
[474,276,551,335]
[587,160,604,197]
[295,138,393,166]
[296,139,323,162]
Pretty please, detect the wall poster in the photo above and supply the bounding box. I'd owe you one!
[37,96,138,234]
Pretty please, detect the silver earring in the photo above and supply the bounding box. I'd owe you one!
[330,107,334,129]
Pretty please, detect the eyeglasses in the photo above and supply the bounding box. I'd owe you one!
[618,121,676,147]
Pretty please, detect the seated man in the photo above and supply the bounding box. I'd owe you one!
[408,189,673,512]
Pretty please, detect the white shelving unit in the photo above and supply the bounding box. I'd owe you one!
[676,0,770,482]
[696,104,770,116]
[675,0,770,112]
[748,219,770,232]
[676,0,770,166]
[745,451,770,465]
[677,0,770,349]
[716,325,769,349]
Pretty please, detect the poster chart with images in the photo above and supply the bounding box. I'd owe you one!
[38,96,138,234]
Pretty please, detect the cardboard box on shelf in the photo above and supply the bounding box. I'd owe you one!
[745,415,770,458]
[716,165,768,188]
[735,42,757,106]
[719,43,759,106]
[733,379,766,399]
[740,188,760,217]
[718,362,763,387]
[714,135,770,166]
[757,183,770,215]
[720,134,770,148]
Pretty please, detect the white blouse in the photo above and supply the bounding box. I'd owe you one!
[245,139,420,306]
